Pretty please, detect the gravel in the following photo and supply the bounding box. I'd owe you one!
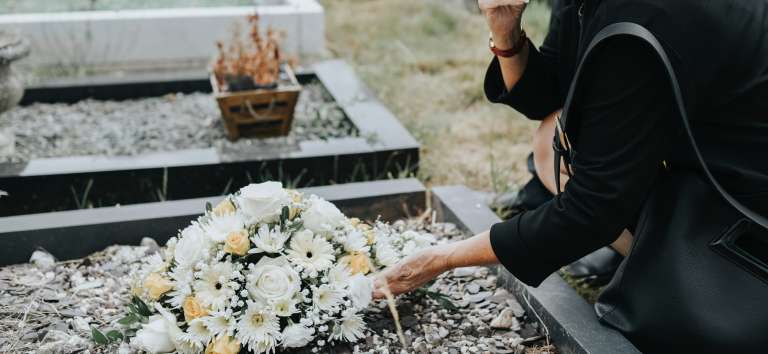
[0,222,555,354]
[0,79,359,163]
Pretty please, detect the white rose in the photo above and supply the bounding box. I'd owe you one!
[246,256,301,302]
[237,182,290,223]
[302,196,347,233]
[174,224,210,267]
[327,263,352,288]
[131,315,175,353]
[281,323,315,348]
[348,274,374,310]
[374,242,399,267]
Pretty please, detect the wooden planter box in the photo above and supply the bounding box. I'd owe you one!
[211,65,302,140]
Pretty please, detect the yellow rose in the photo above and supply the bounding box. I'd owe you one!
[212,199,236,216]
[205,336,240,354]
[182,296,209,322]
[364,229,376,245]
[144,273,174,300]
[349,218,361,227]
[223,230,250,256]
[342,252,373,275]
[289,207,301,220]
[288,189,303,203]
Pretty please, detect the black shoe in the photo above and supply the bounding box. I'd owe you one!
[492,154,554,217]
[565,247,624,286]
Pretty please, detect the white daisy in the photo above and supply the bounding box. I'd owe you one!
[236,301,281,353]
[249,225,290,254]
[312,284,344,312]
[203,310,236,338]
[286,229,335,273]
[272,297,298,317]
[332,312,366,342]
[194,261,237,311]
[202,212,247,243]
[185,318,213,346]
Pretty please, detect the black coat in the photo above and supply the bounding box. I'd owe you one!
[485,0,768,286]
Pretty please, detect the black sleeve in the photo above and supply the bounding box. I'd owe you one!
[488,38,679,286]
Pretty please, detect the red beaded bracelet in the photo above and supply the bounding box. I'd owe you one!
[489,30,528,58]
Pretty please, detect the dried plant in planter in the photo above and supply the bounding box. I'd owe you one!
[211,14,302,140]
[213,14,282,91]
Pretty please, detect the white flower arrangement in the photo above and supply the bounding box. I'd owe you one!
[118,181,436,354]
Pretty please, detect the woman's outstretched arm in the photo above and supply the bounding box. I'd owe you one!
[372,231,497,298]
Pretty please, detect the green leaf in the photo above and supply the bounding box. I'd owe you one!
[106,330,124,342]
[206,202,213,212]
[280,206,289,226]
[91,327,109,345]
[117,314,138,326]
[132,296,152,317]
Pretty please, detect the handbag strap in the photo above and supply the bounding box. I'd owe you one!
[553,22,768,229]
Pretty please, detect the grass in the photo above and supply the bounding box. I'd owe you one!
[320,0,552,193]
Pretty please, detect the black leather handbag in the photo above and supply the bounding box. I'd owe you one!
[553,23,768,353]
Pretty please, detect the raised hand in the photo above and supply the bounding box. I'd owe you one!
[478,0,529,50]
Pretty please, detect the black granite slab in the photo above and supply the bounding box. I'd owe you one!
[0,60,419,216]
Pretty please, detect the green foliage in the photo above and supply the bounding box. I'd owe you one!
[92,296,152,346]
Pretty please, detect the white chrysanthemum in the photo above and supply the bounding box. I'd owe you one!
[373,241,399,267]
[272,297,299,317]
[236,301,281,353]
[286,230,335,273]
[301,195,347,234]
[246,256,301,302]
[343,230,369,253]
[203,311,236,338]
[175,223,211,268]
[166,266,194,308]
[312,284,344,311]
[202,212,247,243]
[348,274,373,310]
[185,318,213,346]
[327,264,352,288]
[194,261,237,311]
[281,323,315,349]
[250,225,289,254]
[333,312,366,342]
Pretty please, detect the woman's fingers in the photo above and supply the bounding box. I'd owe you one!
[478,0,529,10]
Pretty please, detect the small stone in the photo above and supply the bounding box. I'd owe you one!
[490,309,516,329]
[453,267,480,278]
[465,282,480,294]
[467,291,492,303]
[140,237,160,254]
[30,250,56,270]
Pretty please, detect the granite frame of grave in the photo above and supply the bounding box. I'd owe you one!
[0,178,640,354]
[0,60,419,216]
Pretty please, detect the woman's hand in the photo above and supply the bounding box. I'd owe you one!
[372,231,499,299]
[372,245,451,299]
[478,0,528,50]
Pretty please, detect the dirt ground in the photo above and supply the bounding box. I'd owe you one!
[320,0,552,194]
